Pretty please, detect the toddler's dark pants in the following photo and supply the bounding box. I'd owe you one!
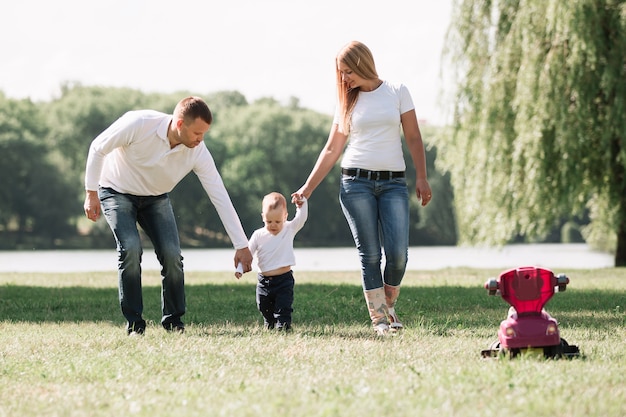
[256,270,294,329]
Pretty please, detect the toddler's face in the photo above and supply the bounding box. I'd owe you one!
[262,208,287,235]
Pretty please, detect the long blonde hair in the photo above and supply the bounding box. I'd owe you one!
[335,41,379,134]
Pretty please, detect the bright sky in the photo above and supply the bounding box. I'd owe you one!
[1,0,453,125]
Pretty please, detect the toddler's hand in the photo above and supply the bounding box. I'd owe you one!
[235,262,244,279]
[292,195,306,208]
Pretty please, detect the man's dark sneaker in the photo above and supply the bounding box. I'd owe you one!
[163,322,185,333]
[263,321,276,330]
[127,320,146,336]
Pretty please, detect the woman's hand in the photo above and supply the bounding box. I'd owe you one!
[416,178,432,206]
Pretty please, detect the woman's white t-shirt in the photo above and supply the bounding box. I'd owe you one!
[334,81,415,172]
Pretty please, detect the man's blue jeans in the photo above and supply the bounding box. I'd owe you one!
[99,187,185,330]
[339,175,409,291]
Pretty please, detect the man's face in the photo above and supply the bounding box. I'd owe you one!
[178,117,210,148]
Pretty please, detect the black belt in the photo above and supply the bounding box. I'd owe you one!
[341,168,405,180]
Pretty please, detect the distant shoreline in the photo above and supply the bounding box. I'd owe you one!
[0,244,613,272]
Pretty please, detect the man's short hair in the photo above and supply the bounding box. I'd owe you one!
[175,96,213,125]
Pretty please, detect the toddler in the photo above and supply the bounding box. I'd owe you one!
[236,192,307,331]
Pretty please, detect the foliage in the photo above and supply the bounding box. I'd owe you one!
[0,93,76,248]
[440,0,625,263]
[1,84,456,249]
[410,125,458,245]
[561,221,585,243]
[44,84,148,178]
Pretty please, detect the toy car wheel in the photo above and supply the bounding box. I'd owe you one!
[506,348,521,359]
[543,344,562,358]
[560,338,580,358]
[485,278,498,295]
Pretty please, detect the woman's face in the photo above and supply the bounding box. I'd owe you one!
[338,62,366,90]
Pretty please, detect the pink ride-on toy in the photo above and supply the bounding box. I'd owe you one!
[481,266,580,359]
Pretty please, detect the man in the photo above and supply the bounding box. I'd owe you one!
[83,96,253,335]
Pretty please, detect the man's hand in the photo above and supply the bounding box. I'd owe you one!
[84,190,101,222]
[234,247,253,273]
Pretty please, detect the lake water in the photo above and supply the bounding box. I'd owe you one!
[0,244,613,273]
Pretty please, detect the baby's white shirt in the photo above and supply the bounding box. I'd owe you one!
[248,199,308,274]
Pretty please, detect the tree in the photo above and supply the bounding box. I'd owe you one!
[439,0,626,264]
[0,93,76,248]
[0,85,456,249]
[206,90,249,110]
[409,126,458,245]
[43,84,151,179]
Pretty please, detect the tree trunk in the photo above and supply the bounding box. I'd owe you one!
[611,125,626,266]
[615,227,626,267]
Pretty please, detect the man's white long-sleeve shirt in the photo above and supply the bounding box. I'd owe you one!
[248,199,308,273]
[84,109,248,249]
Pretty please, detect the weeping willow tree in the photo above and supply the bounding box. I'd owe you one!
[439,0,626,265]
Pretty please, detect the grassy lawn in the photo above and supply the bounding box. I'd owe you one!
[1,268,624,417]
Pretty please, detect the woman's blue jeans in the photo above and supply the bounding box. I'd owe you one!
[339,175,409,291]
[99,187,185,330]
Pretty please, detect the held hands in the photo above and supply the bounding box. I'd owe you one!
[291,194,307,208]
[416,178,432,207]
[234,247,253,279]
[291,189,308,208]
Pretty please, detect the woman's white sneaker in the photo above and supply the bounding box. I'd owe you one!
[388,307,403,331]
[374,322,390,336]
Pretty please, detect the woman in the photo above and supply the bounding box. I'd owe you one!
[292,41,432,335]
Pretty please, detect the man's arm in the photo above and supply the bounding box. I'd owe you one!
[193,146,250,248]
[83,111,138,222]
[193,145,252,272]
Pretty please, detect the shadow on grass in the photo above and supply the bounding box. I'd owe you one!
[1,283,623,332]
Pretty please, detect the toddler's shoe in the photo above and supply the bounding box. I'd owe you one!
[276,322,291,332]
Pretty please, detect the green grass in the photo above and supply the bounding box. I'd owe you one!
[1,268,625,417]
